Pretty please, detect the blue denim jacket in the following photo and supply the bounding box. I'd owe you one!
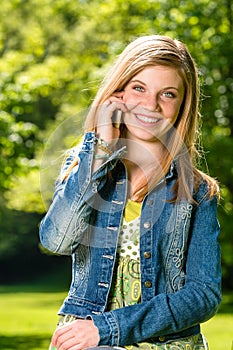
[40,132,221,347]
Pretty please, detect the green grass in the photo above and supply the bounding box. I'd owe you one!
[202,313,233,350]
[0,286,65,349]
[0,281,232,350]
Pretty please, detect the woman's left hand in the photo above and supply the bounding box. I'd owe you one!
[51,319,100,350]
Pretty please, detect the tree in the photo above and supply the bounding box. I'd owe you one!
[0,0,232,288]
[0,112,38,191]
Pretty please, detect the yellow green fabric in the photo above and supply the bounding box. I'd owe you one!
[124,199,142,222]
[107,200,208,349]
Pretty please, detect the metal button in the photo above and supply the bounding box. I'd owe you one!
[143,221,151,229]
[144,281,152,288]
[144,252,151,259]
[159,336,165,342]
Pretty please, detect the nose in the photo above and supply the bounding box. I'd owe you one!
[143,93,160,112]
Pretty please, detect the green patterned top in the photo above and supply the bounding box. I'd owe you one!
[107,200,207,350]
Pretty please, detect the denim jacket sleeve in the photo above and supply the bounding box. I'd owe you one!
[40,132,221,346]
[90,190,221,346]
[39,132,126,254]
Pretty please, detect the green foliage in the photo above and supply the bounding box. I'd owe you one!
[0,0,232,288]
[0,112,38,191]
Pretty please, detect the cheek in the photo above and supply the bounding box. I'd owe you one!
[122,92,129,103]
[165,104,181,124]
[123,91,136,104]
[172,100,183,117]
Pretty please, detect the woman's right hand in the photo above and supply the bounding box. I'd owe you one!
[50,319,100,350]
[96,91,127,147]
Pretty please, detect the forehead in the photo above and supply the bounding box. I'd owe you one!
[130,65,184,87]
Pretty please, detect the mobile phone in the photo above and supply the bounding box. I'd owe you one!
[112,109,123,129]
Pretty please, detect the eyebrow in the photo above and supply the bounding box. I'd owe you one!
[129,79,180,91]
[130,79,146,85]
[129,79,147,87]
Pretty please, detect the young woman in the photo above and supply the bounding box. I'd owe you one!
[40,35,221,350]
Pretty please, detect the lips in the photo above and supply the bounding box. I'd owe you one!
[136,114,161,124]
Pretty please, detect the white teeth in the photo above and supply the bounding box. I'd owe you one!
[136,114,159,123]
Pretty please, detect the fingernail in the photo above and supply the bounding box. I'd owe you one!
[51,347,57,350]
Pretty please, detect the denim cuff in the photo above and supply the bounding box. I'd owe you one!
[90,312,120,346]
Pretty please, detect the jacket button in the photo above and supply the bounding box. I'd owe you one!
[144,252,151,259]
[159,336,165,342]
[144,281,152,288]
[143,222,151,229]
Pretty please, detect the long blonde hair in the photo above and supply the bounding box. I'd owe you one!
[71,35,219,201]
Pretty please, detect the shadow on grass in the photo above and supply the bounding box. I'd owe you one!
[0,334,50,350]
[0,265,71,294]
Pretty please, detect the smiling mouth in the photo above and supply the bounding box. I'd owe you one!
[136,114,161,124]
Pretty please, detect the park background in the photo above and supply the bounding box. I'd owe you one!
[0,0,232,349]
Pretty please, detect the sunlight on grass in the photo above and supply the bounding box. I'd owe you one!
[202,313,233,350]
[2,292,66,336]
[1,289,66,349]
[1,286,233,350]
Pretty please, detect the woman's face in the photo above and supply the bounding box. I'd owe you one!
[122,65,185,142]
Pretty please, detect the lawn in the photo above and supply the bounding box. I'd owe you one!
[0,286,63,349]
[1,281,232,350]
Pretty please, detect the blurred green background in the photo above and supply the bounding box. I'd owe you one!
[0,0,232,349]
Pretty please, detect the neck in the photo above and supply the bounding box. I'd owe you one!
[124,136,165,168]
[123,138,166,201]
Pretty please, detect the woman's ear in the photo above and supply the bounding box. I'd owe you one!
[112,91,124,99]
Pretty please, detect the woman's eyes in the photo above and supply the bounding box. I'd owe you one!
[133,85,144,92]
[162,91,175,98]
[131,86,176,98]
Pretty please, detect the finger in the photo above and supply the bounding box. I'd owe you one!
[106,100,127,115]
[51,325,73,347]
[58,329,74,344]
[68,340,97,350]
[97,101,126,127]
[58,336,80,350]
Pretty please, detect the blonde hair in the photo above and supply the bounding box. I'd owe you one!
[73,35,219,201]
